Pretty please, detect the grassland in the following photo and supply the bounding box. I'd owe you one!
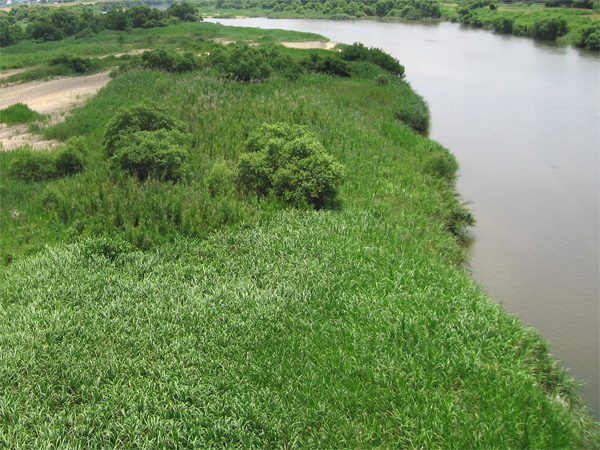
[0,21,599,448]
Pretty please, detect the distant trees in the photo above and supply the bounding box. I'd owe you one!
[0,1,201,48]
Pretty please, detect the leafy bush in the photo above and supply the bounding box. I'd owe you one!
[103,102,187,157]
[532,17,568,41]
[209,43,272,82]
[238,122,345,208]
[110,129,190,182]
[205,161,237,196]
[342,42,405,77]
[394,91,431,133]
[50,54,96,73]
[573,24,600,50]
[141,49,197,72]
[8,147,56,182]
[81,236,133,261]
[54,137,86,177]
[301,53,351,77]
[374,74,390,85]
[0,103,45,126]
[423,152,459,182]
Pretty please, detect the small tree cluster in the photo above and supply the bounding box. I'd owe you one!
[208,43,273,82]
[341,42,405,78]
[301,53,351,77]
[103,103,190,182]
[50,54,97,74]
[238,122,345,208]
[8,138,86,182]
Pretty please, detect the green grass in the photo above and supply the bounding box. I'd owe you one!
[0,21,598,448]
[0,103,46,126]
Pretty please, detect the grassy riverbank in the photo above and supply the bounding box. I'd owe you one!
[1,21,599,448]
[196,0,600,50]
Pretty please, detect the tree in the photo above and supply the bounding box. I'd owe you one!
[103,102,187,157]
[166,2,201,22]
[238,122,345,208]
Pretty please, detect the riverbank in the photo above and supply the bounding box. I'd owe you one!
[0,22,598,447]
[197,1,600,50]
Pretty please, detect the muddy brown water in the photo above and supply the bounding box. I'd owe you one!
[209,17,600,417]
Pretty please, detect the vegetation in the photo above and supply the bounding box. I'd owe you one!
[238,122,345,207]
[0,20,598,448]
[0,1,201,48]
[7,138,86,182]
[0,103,45,126]
[194,0,600,49]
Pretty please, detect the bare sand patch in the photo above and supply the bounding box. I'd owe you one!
[281,41,339,50]
[0,71,111,151]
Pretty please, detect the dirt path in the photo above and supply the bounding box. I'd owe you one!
[281,41,339,50]
[0,71,111,150]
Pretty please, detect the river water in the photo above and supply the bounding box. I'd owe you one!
[206,17,600,417]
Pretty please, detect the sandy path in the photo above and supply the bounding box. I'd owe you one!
[0,71,111,150]
[281,41,339,50]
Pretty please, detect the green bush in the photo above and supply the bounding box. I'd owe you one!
[209,43,272,82]
[141,49,197,72]
[374,74,390,85]
[110,129,190,182]
[532,17,568,41]
[0,103,45,126]
[81,236,133,261]
[205,161,237,196]
[238,122,345,208]
[302,53,351,77]
[50,54,96,73]
[423,152,459,182]
[8,147,56,182]
[394,91,431,133]
[573,24,600,50]
[54,137,86,177]
[103,102,187,157]
[342,42,405,77]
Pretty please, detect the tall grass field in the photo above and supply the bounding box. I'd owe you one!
[0,20,598,448]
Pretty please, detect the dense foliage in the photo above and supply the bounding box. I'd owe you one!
[0,1,201,47]
[7,138,85,182]
[341,42,405,77]
[238,122,345,207]
[444,0,599,49]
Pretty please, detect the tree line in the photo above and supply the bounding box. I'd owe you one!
[0,1,200,47]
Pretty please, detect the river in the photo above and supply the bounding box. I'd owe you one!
[206,17,600,417]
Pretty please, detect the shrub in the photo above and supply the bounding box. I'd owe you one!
[423,152,459,182]
[54,137,86,177]
[141,49,197,72]
[110,129,190,182]
[81,236,133,261]
[103,102,187,157]
[531,17,568,41]
[394,93,430,133]
[238,122,345,208]
[205,161,237,196]
[0,103,45,126]
[50,54,96,73]
[302,53,351,77]
[573,25,600,50]
[8,147,56,182]
[374,74,390,85]
[209,43,272,82]
[342,42,405,77]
